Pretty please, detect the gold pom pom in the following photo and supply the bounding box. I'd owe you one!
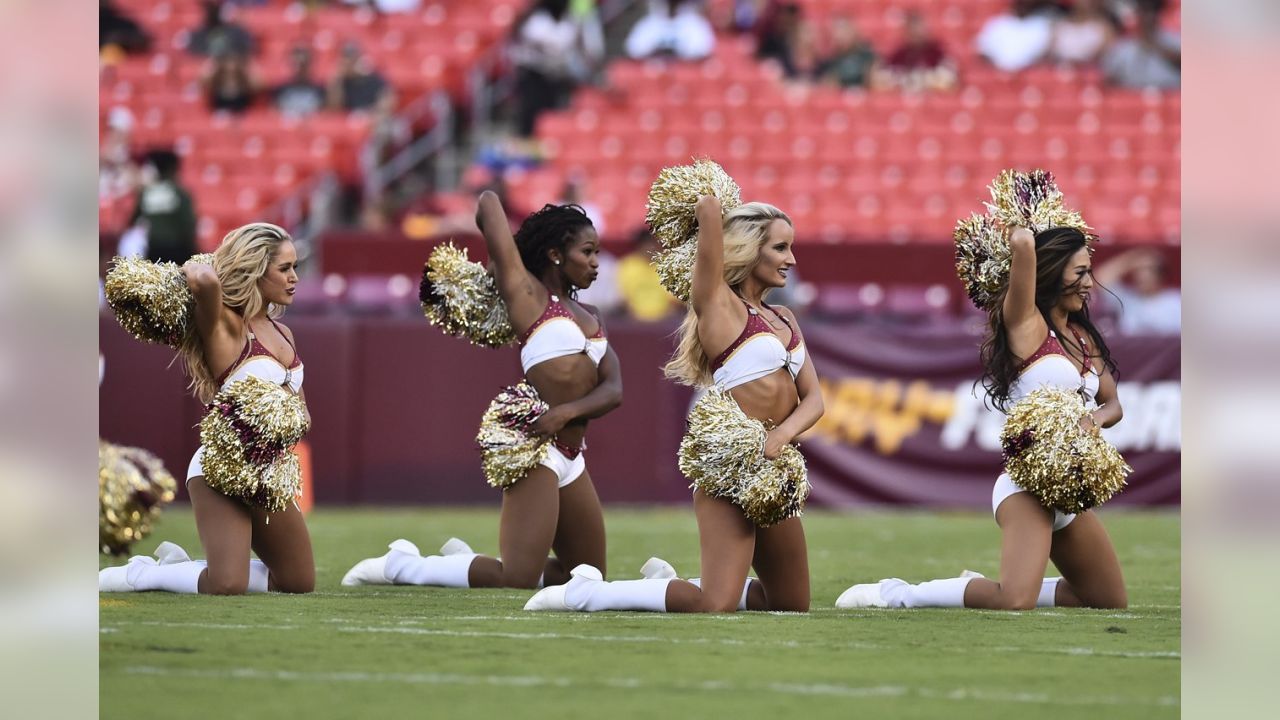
[1001,387,1132,514]
[678,389,810,527]
[953,169,1093,310]
[420,242,516,348]
[645,159,742,248]
[103,256,195,348]
[985,169,1093,238]
[99,441,177,555]
[199,376,310,512]
[953,214,1012,310]
[477,382,551,489]
[652,241,698,303]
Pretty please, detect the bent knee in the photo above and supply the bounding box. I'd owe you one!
[204,576,249,595]
[274,575,315,594]
[997,590,1039,611]
[767,599,810,613]
[697,596,742,613]
[1086,590,1127,610]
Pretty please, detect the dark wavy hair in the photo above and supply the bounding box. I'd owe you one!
[513,203,594,296]
[979,227,1118,411]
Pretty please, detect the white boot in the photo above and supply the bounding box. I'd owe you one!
[639,557,678,580]
[958,570,1061,607]
[525,564,672,613]
[834,580,891,608]
[154,541,192,565]
[440,537,475,556]
[342,539,421,586]
[687,576,755,611]
[523,564,599,611]
[153,541,268,593]
[99,556,153,592]
[100,542,207,594]
[836,577,974,609]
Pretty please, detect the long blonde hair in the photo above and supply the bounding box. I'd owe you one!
[178,222,292,403]
[663,202,792,387]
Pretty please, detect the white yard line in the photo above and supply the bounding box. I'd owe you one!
[102,620,1179,659]
[120,665,1178,708]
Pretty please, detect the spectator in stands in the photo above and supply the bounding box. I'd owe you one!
[789,19,821,79]
[273,47,326,117]
[186,1,255,58]
[975,0,1060,72]
[125,150,197,265]
[731,0,766,32]
[625,0,716,61]
[1094,247,1180,334]
[511,0,604,137]
[100,0,151,56]
[99,107,140,211]
[1046,0,1118,66]
[616,228,676,321]
[876,11,957,91]
[815,17,879,89]
[328,43,392,112]
[755,1,804,77]
[202,43,260,114]
[1101,0,1180,89]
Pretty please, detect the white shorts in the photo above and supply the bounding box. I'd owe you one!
[186,446,205,485]
[992,473,1076,532]
[539,444,585,489]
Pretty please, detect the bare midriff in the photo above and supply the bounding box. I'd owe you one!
[525,352,598,448]
[728,368,800,429]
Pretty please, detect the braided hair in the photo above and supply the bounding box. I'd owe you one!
[513,203,595,295]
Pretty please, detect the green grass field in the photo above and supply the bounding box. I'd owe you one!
[99,507,1180,719]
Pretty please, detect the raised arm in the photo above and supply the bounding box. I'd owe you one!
[690,195,729,314]
[475,190,541,326]
[1001,227,1043,338]
[182,259,227,343]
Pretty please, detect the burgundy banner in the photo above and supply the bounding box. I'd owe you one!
[99,314,1178,508]
[798,324,1181,509]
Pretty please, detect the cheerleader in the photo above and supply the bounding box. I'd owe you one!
[525,195,823,613]
[836,226,1128,610]
[99,223,315,595]
[342,192,620,590]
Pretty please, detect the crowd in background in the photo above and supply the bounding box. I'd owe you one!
[100,0,1181,331]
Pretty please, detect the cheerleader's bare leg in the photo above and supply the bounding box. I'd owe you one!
[750,514,810,611]
[247,494,315,593]
[468,467,563,588]
[1047,510,1127,609]
[99,475,282,595]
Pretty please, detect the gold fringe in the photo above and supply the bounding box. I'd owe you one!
[1001,387,1131,514]
[477,382,551,489]
[954,169,1093,310]
[103,256,195,348]
[199,376,310,512]
[420,242,516,348]
[644,159,742,248]
[678,389,809,527]
[99,441,177,555]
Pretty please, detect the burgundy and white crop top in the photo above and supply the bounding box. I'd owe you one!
[518,295,608,374]
[1011,327,1099,407]
[711,300,805,391]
